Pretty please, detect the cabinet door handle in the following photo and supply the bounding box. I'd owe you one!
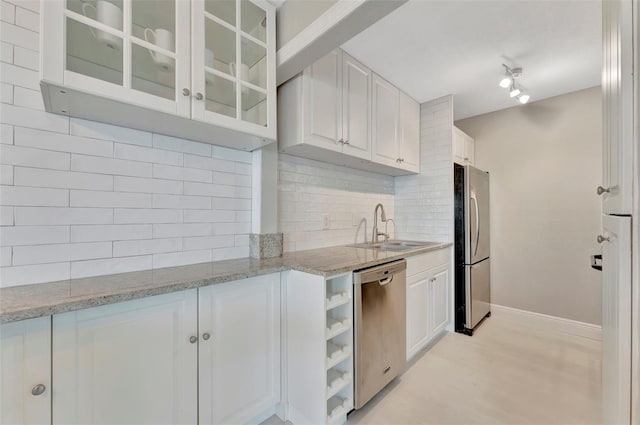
[597,235,610,244]
[343,140,350,145]
[195,92,204,100]
[202,332,211,341]
[189,335,198,344]
[182,88,191,97]
[31,384,46,396]
[337,139,344,145]
[597,186,610,195]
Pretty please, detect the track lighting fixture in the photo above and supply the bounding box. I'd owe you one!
[499,63,530,105]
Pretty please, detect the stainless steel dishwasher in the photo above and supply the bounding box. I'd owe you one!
[353,259,407,409]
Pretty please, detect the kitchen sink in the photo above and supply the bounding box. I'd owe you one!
[347,240,441,251]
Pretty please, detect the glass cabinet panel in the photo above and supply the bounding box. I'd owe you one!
[64,0,181,106]
[205,18,236,77]
[205,0,235,26]
[241,0,266,43]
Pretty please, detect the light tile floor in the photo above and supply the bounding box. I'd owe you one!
[265,313,601,424]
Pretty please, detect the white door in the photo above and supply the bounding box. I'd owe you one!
[342,52,371,160]
[429,267,450,337]
[601,0,633,214]
[53,291,198,425]
[602,215,632,425]
[42,0,191,117]
[371,73,400,167]
[302,50,343,152]
[0,317,51,425]
[398,92,420,172]
[406,271,429,360]
[198,274,281,425]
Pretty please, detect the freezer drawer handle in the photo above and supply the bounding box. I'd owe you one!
[591,254,602,271]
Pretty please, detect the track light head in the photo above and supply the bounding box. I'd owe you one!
[499,76,511,88]
[509,85,521,98]
[518,93,530,104]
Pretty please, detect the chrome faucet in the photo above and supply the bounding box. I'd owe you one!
[371,203,388,243]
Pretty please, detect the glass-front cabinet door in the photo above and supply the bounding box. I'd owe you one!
[46,0,191,117]
[191,0,276,139]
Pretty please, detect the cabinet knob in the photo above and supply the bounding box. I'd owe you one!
[464,157,469,161]
[337,139,344,145]
[189,335,198,344]
[343,140,350,145]
[202,332,211,341]
[597,235,610,244]
[31,384,46,396]
[182,88,191,97]
[597,186,610,195]
[195,92,204,101]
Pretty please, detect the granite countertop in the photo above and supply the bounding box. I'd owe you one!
[0,242,451,324]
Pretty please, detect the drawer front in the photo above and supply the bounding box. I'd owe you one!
[407,248,450,277]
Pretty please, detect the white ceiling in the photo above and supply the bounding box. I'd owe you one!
[342,0,601,120]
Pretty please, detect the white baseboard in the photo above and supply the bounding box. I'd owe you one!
[491,304,602,341]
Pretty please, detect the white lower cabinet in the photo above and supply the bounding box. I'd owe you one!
[53,290,199,425]
[52,273,281,425]
[0,317,51,425]
[198,274,281,425]
[406,249,451,361]
[285,271,354,425]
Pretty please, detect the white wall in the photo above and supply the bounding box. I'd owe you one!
[395,95,454,242]
[456,87,602,325]
[0,0,253,287]
[276,0,337,49]
[278,154,394,252]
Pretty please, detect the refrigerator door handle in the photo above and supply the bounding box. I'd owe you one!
[471,191,480,257]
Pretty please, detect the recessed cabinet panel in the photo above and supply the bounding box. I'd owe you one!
[399,92,420,172]
[305,50,342,151]
[0,317,51,425]
[342,53,371,160]
[53,291,198,425]
[372,74,399,166]
[430,268,450,336]
[407,273,429,358]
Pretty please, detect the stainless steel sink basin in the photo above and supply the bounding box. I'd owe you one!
[347,240,440,251]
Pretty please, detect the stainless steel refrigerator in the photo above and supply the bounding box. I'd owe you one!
[454,164,491,336]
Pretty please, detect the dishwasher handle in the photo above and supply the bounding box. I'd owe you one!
[378,275,394,286]
[353,259,406,285]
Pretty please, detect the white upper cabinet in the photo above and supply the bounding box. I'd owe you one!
[398,91,420,173]
[0,317,51,425]
[40,0,276,151]
[601,0,633,214]
[453,126,475,166]
[341,52,372,160]
[279,49,419,176]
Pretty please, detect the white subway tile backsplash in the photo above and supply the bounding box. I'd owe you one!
[1,82,13,103]
[212,146,251,164]
[70,190,151,209]
[212,246,249,261]
[1,144,70,170]
[0,185,68,206]
[15,167,113,191]
[70,118,152,147]
[13,45,36,70]
[152,223,212,238]
[182,235,234,250]
[14,6,37,32]
[152,249,211,269]
[153,163,211,183]
[152,193,211,209]
[70,255,152,279]
[71,224,152,242]
[152,134,211,157]
[0,246,11,266]
[183,153,234,173]
[0,164,12,185]
[114,143,183,166]
[1,103,69,133]
[13,241,112,265]
[113,176,182,194]
[15,126,113,156]
[0,124,12,144]
[0,41,13,63]
[0,206,13,225]
[114,208,182,224]
[15,207,113,225]
[184,182,234,197]
[1,2,15,24]
[0,225,69,246]
[0,61,38,90]
[0,262,70,288]
[71,154,152,177]
[13,86,41,109]
[0,21,38,51]
[113,238,182,257]
[184,209,234,223]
